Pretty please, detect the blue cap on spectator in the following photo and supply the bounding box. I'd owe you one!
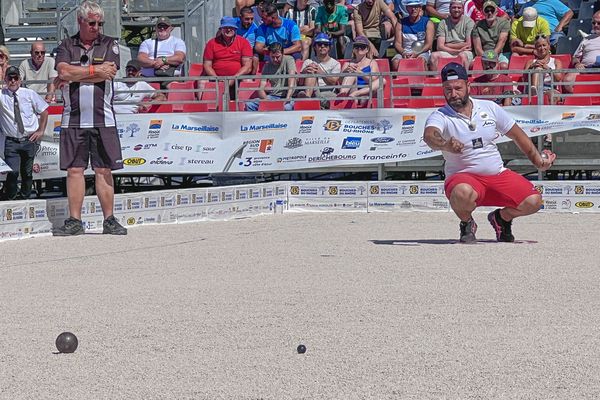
[441,62,468,82]
[402,0,423,6]
[313,33,332,45]
[220,16,238,29]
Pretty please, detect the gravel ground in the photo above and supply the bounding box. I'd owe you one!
[1,211,600,399]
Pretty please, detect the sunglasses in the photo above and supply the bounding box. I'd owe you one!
[315,42,330,47]
[33,51,46,55]
[85,19,104,27]
[0,54,6,59]
[126,67,138,73]
[353,44,368,50]
[484,7,495,13]
[221,26,236,31]
[535,34,548,39]
[6,76,20,81]
[157,24,170,30]
[80,54,89,64]
[592,21,600,25]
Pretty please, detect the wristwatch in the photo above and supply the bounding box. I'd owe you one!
[161,56,168,65]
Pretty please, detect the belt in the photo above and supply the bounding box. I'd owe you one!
[5,136,31,143]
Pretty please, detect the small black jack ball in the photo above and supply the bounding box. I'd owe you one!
[56,332,78,353]
[297,344,306,354]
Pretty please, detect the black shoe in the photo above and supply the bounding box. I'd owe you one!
[53,217,85,236]
[103,215,127,235]
[488,209,515,242]
[459,218,477,244]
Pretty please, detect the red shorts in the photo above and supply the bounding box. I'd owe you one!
[445,169,540,208]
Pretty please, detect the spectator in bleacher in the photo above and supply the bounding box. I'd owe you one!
[113,60,166,114]
[203,16,253,97]
[523,34,563,103]
[430,0,475,70]
[237,6,259,48]
[314,0,350,58]
[470,50,514,105]
[235,0,272,25]
[0,66,48,200]
[284,0,317,60]
[18,42,58,103]
[297,33,341,107]
[246,42,297,111]
[337,35,380,107]
[0,46,10,85]
[563,11,600,93]
[353,0,398,58]
[391,0,435,71]
[254,3,303,60]
[426,0,451,22]
[510,7,550,55]
[472,1,510,70]
[137,16,187,88]
[464,0,507,22]
[517,0,572,45]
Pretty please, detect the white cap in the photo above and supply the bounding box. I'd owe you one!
[522,7,538,28]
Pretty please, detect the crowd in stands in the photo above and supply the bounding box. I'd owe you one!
[3,0,600,112]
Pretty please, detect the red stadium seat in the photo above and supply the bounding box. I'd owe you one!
[563,94,593,105]
[167,81,202,112]
[408,77,444,108]
[391,77,410,108]
[200,81,226,111]
[572,73,600,105]
[436,56,463,72]
[237,80,260,110]
[395,57,428,87]
[330,96,357,109]
[188,63,204,77]
[553,54,572,69]
[258,99,286,111]
[294,99,321,110]
[508,54,534,81]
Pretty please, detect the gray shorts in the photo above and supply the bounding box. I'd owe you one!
[60,127,123,171]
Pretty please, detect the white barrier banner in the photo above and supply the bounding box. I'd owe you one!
[1,106,598,180]
[287,181,368,212]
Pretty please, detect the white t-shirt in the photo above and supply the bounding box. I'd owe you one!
[113,81,156,114]
[425,97,515,177]
[301,57,341,87]
[0,87,49,138]
[138,35,187,77]
[18,57,58,96]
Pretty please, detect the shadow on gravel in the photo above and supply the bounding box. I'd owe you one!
[370,239,538,246]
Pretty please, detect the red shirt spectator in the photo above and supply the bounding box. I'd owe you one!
[203,17,253,77]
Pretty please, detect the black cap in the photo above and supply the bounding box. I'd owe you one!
[126,59,142,71]
[441,62,468,82]
[5,66,20,79]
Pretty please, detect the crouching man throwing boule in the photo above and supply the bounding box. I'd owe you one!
[423,62,555,243]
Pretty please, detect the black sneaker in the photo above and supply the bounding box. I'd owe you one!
[103,215,127,235]
[488,209,515,242]
[459,218,477,244]
[53,217,85,236]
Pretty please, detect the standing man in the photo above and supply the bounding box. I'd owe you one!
[423,63,555,243]
[18,41,58,102]
[0,66,48,200]
[53,0,127,236]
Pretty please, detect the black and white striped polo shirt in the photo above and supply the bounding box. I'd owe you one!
[55,33,120,128]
